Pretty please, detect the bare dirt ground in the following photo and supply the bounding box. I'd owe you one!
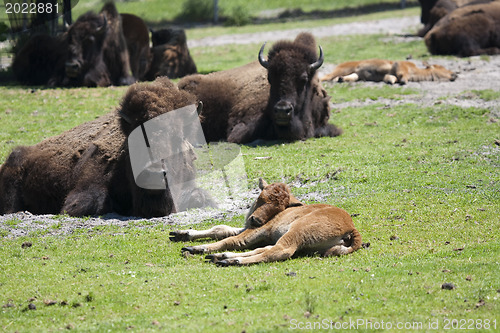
[1,15,499,238]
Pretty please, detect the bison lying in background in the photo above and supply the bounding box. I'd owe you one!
[321,59,457,84]
[417,0,495,37]
[146,28,197,80]
[425,2,500,56]
[49,2,136,87]
[11,33,67,85]
[121,13,151,81]
[171,178,362,265]
[0,77,214,218]
[178,32,341,144]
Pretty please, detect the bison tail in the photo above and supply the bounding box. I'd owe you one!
[348,228,363,253]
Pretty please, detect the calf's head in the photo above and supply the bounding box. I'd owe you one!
[259,33,324,139]
[246,178,303,228]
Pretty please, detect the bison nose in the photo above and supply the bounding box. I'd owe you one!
[65,61,81,77]
[273,101,293,126]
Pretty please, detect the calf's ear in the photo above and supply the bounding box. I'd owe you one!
[258,178,268,190]
[288,195,303,207]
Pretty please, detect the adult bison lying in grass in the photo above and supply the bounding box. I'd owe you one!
[12,3,150,86]
[170,179,362,265]
[49,2,139,87]
[178,32,341,144]
[0,78,213,217]
[321,59,457,84]
[146,27,197,80]
[425,1,500,56]
[417,0,495,37]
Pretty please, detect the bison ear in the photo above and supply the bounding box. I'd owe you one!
[288,195,303,207]
[258,178,268,190]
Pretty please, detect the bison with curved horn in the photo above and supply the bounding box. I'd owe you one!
[178,32,342,144]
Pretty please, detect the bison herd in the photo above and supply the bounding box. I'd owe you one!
[1,0,499,262]
[12,2,196,87]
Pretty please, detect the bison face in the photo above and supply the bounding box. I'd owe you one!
[246,178,303,228]
[65,14,107,80]
[259,42,324,139]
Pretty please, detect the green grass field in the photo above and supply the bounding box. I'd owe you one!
[1,1,499,332]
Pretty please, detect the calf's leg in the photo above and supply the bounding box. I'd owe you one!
[170,225,244,242]
[182,228,268,254]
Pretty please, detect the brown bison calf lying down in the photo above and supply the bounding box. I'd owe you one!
[170,179,362,265]
[320,59,457,85]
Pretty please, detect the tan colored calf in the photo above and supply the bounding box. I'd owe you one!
[170,179,362,265]
[320,59,457,85]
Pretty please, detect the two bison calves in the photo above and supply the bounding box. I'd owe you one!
[170,179,362,265]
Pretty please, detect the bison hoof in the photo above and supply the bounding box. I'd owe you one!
[182,246,205,254]
[215,258,240,266]
[205,253,225,263]
[169,231,191,242]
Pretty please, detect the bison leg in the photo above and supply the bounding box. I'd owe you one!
[383,74,398,85]
[170,225,244,242]
[215,243,297,266]
[0,147,29,214]
[182,228,269,254]
[61,183,110,216]
[206,245,272,263]
[339,73,359,82]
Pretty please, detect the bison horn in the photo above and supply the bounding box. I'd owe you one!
[96,14,107,34]
[309,45,324,71]
[258,42,269,69]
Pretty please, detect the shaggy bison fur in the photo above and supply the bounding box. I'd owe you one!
[424,1,500,56]
[146,28,197,80]
[0,77,213,218]
[49,2,135,87]
[178,32,341,144]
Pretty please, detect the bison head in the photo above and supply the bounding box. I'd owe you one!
[246,178,303,228]
[65,12,108,84]
[259,33,325,140]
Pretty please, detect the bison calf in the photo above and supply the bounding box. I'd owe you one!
[170,179,362,265]
[321,59,457,85]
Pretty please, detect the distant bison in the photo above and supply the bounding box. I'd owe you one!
[12,4,150,86]
[11,33,67,85]
[321,59,457,84]
[121,13,152,81]
[146,27,197,80]
[417,0,494,36]
[0,77,213,218]
[178,32,341,144]
[424,1,500,56]
[49,2,136,87]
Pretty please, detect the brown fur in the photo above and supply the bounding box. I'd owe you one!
[0,77,214,217]
[146,28,197,80]
[121,13,151,81]
[170,179,362,265]
[12,33,67,85]
[48,2,135,87]
[417,0,494,36]
[178,33,341,144]
[425,2,500,56]
[321,59,457,85]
